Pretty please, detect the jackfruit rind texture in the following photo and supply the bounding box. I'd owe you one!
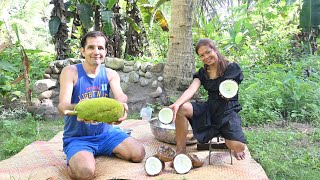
[74,97,124,122]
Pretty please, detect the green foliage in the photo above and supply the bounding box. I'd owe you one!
[77,3,94,29]
[0,59,18,72]
[310,128,320,143]
[0,74,22,104]
[65,38,81,58]
[0,48,53,80]
[0,45,54,106]
[146,102,162,113]
[127,112,141,119]
[0,0,53,51]
[192,0,320,126]
[196,0,301,65]
[144,25,169,60]
[102,10,114,36]
[49,16,61,36]
[299,0,320,31]
[239,58,320,125]
[124,16,142,34]
[138,0,170,31]
[0,46,53,78]
[299,0,320,55]
[0,107,64,160]
[245,128,320,179]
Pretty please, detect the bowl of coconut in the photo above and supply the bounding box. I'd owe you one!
[149,118,197,145]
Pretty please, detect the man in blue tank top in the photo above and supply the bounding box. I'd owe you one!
[58,31,145,179]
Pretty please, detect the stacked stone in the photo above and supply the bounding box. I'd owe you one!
[27,59,83,120]
[28,58,167,120]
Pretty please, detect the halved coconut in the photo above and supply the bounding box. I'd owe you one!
[188,154,204,168]
[145,156,164,176]
[173,154,192,174]
[158,107,174,124]
[219,80,239,99]
[156,145,176,162]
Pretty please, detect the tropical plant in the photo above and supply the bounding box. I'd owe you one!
[49,0,153,59]
[239,60,320,125]
[299,0,320,55]
[137,0,170,59]
[10,24,32,106]
[49,0,70,60]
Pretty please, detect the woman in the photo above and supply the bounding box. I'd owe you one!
[169,38,246,160]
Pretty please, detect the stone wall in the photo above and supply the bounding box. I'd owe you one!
[28,58,170,120]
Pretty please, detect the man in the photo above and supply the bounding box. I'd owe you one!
[58,31,145,180]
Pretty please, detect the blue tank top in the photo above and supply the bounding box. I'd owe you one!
[63,64,112,140]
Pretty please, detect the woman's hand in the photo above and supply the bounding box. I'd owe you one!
[169,103,180,121]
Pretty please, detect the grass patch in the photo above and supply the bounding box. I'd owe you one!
[0,110,141,161]
[245,125,320,179]
[0,111,64,161]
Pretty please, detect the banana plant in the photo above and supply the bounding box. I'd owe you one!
[11,24,31,106]
[49,0,151,58]
[299,0,320,54]
[137,0,169,31]
[49,0,70,60]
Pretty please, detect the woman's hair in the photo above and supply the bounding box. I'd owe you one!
[80,31,108,48]
[195,38,229,77]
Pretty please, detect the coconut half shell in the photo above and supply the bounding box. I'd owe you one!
[156,145,176,162]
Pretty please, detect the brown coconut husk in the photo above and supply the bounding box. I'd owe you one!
[188,154,204,168]
[155,145,176,162]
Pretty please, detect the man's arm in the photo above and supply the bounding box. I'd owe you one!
[58,65,77,115]
[107,68,128,103]
[107,68,128,121]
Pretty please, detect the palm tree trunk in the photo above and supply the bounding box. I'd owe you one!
[163,0,196,96]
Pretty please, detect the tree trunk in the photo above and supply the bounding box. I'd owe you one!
[94,5,101,31]
[163,0,195,97]
[124,0,148,58]
[108,4,123,58]
[51,0,70,60]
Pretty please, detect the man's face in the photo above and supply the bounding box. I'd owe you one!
[80,36,107,66]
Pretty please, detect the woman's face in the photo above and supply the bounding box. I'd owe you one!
[197,45,218,66]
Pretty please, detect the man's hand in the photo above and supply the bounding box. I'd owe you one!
[107,102,128,125]
[77,117,99,124]
[64,110,75,116]
[118,103,128,121]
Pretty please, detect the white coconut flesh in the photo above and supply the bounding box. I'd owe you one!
[173,154,192,174]
[219,80,239,98]
[145,156,163,176]
[158,108,174,124]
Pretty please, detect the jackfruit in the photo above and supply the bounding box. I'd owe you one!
[72,97,124,123]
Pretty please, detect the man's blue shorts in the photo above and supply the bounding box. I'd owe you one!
[63,127,129,164]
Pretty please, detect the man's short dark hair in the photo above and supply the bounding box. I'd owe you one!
[80,31,108,48]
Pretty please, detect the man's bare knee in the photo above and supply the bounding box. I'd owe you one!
[68,165,95,180]
[131,145,145,162]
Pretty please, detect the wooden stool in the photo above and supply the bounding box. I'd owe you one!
[197,136,233,165]
[208,137,232,165]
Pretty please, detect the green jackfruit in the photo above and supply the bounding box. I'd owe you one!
[74,97,124,123]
